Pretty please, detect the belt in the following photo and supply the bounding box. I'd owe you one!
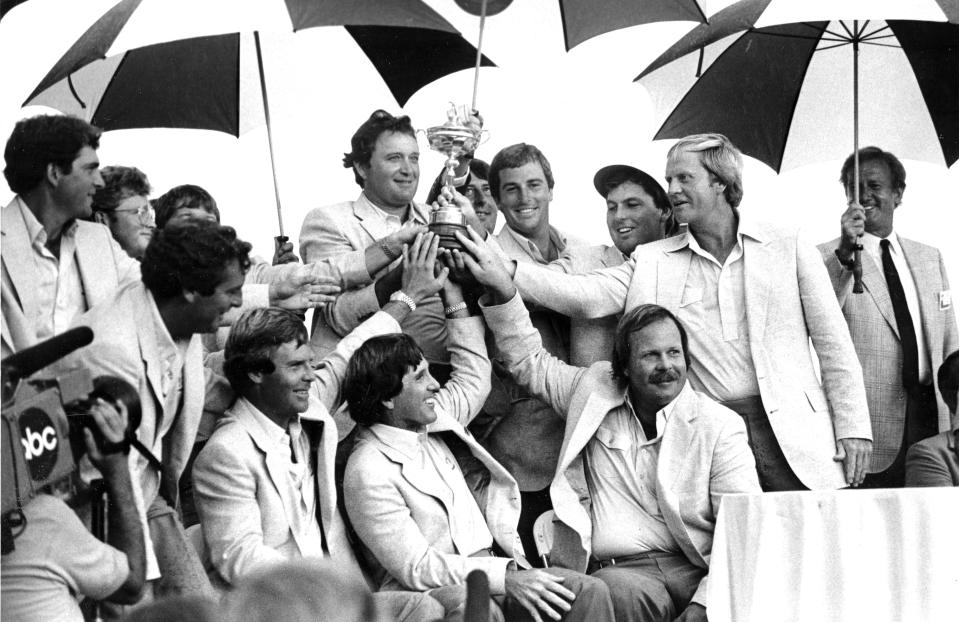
[588,550,674,572]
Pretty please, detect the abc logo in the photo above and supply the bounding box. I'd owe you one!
[18,408,60,482]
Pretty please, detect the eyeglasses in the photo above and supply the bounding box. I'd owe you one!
[111,204,155,226]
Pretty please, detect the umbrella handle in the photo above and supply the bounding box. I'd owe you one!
[852,243,864,294]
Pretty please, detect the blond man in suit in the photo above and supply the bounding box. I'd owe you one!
[194,234,452,621]
[819,147,959,487]
[454,229,759,622]
[2,115,140,359]
[342,280,614,622]
[494,133,872,490]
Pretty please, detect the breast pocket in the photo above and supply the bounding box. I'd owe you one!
[593,426,632,452]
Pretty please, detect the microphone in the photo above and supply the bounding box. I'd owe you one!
[464,569,490,622]
[1,327,94,389]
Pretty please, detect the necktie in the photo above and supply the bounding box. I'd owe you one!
[880,239,919,387]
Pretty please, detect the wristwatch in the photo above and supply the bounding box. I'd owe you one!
[389,291,417,312]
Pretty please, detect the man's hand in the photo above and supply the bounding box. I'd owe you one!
[454,226,515,303]
[837,202,866,260]
[272,238,299,265]
[675,602,708,622]
[401,232,448,303]
[435,186,484,234]
[504,569,575,622]
[387,223,429,254]
[84,398,129,474]
[834,437,873,487]
[269,271,340,310]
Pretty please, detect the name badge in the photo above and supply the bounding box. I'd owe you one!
[940,290,952,311]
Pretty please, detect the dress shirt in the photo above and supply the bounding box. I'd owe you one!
[586,393,680,558]
[369,424,495,557]
[860,231,931,383]
[17,198,85,342]
[247,404,324,558]
[497,224,567,265]
[680,230,760,401]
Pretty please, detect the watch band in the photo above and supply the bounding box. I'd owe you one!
[380,240,401,261]
[444,302,468,317]
[389,291,417,312]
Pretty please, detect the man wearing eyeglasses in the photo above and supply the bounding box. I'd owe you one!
[92,165,156,260]
[2,114,141,359]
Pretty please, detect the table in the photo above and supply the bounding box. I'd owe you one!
[707,487,959,622]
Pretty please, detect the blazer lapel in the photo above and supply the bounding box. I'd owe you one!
[1,198,41,325]
[859,250,900,338]
[900,239,940,353]
[301,403,335,542]
[742,235,773,344]
[656,387,707,567]
[352,194,429,246]
[234,401,307,553]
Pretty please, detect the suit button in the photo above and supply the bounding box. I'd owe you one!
[898,393,905,401]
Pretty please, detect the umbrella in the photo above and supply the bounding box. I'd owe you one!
[636,0,959,172]
[558,0,707,50]
[24,0,495,236]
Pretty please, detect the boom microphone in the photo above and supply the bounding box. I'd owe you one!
[1,327,94,390]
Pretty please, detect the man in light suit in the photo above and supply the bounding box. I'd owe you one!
[68,222,248,598]
[906,350,959,486]
[549,164,677,367]
[491,133,873,490]
[2,114,140,359]
[455,230,759,622]
[193,234,453,621]
[298,110,448,364]
[819,147,959,487]
[342,291,614,621]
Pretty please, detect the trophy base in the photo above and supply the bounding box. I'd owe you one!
[429,221,467,251]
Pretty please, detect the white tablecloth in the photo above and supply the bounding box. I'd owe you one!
[707,488,959,622]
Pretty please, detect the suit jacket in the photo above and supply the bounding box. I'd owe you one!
[905,430,959,487]
[514,220,872,490]
[66,281,225,577]
[343,316,527,595]
[549,244,626,367]
[1,196,140,357]
[482,293,761,606]
[298,193,448,362]
[192,309,402,585]
[819,236,958,471]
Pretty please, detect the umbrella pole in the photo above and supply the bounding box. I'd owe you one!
[470,0,488,111]
[254,30,288,245]
[851,21,864,294]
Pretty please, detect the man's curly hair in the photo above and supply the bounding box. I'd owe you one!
[343,333,425,426]
[141,222,251,300]
[4,115,101,195]
[342,110,416,188]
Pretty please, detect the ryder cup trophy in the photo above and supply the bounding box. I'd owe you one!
[424,104,483,250]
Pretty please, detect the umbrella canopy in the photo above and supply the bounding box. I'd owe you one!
[635,0,959,172]
[558,0,707,50]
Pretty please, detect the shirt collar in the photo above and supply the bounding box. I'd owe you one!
[500,224,567,262]
[358,191,428,226]
[623,388,678,439]
[369,423,424,461]
[861,230,902,257]
[244,397,302,447]
[16,196,79,247]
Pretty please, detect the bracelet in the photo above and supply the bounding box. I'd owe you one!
[834,248,856,270]
[380,240,401,261]
[444,302,468,317]
[389,291,417,312]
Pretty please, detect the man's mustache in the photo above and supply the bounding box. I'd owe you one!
[649,369,680,383]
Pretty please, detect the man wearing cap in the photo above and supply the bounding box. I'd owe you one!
[549,164,677,366]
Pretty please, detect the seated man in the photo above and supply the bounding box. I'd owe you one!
[906,350,959,486]
[342,285,614,622]
[1,399,145,621]
[457,227,761,622]
[91,165,155,260]
[193,233,450,621]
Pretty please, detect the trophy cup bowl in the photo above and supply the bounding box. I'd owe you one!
[425,110,482,251]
